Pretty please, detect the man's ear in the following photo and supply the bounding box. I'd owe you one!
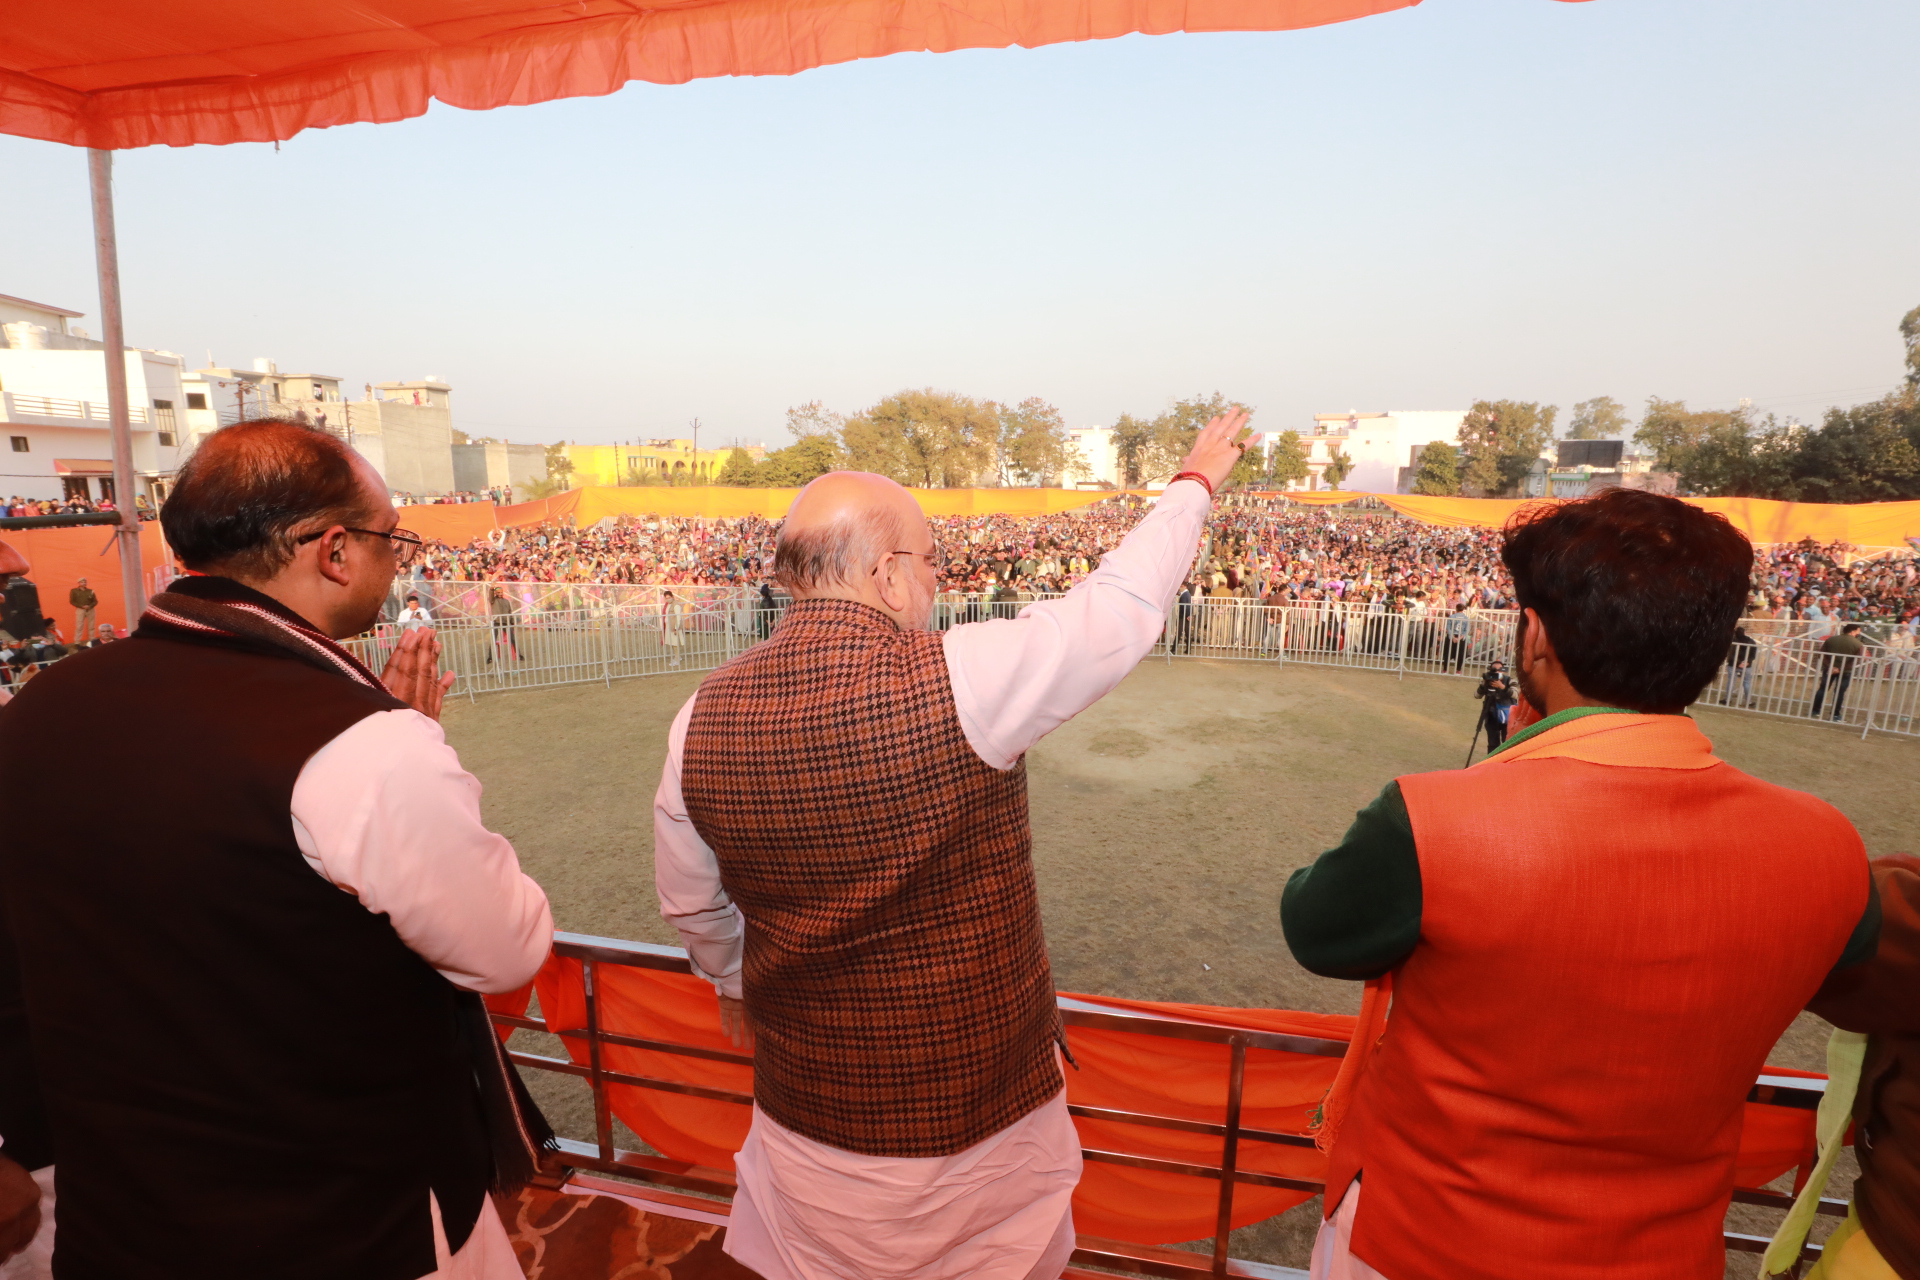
[313,527,353,588]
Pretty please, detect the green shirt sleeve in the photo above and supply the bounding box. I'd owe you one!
[1828,868,1882,977]
[1282,780,1423,980]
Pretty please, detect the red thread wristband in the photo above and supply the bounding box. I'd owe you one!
[1170,471,1214,498]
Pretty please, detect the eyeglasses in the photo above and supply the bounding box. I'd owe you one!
[883,546,946,571]
[296,525,424,567]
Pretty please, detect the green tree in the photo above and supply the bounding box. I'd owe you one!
[1112,393,1251,485]
[841,389,1000,487]
[544,442,575,490]
[1902,304,1920,389]
[1631,398,1810,497]
[1790,393,1920,502]
[1634,398,1751,492]
[1322,448,1355,490]
[760,434,845,487]
[1410,442,1460,495]
[1266,430,1310,489]
[1456,401,1558,496]
[786,400,845,441]
[1110,413,1154,487]
[997,397,1084,487]
[716,447,761,486]
[1566,396,1628,440]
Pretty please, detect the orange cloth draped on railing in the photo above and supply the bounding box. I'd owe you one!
[486,954,1822,1247]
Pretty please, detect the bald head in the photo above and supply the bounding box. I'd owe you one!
[776,472,926,594]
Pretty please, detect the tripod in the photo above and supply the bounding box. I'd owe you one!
[1464,712,1484,768]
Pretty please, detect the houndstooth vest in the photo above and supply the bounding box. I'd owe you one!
[680,598,1062,1157]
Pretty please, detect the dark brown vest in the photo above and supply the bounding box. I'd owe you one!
[0,600,491,1280]
[681,599,1062,1157]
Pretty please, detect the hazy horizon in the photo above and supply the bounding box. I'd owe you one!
[3,0,1915,452]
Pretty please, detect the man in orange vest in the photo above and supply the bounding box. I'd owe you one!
[1282,488,1879,1280]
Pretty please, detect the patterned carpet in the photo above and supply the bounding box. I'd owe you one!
[497,1186,763,1280]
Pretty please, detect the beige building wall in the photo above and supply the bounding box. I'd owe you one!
[452,441,548,493]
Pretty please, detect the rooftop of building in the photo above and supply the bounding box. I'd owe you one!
[0,293,84,319]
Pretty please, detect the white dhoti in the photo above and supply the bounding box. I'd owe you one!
[1310,1183,1392,1280]
[724,1090,1081,1280]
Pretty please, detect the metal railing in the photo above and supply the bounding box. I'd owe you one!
[353,587,1920,740]
[1,392,150,424]
[494,933,1840,1278]
[346,601,773,697]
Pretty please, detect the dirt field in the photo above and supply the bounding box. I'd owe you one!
[443,658,1920,1274]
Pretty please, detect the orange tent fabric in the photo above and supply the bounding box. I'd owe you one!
[1261,490,1920,547]
[399,485,1123,535]
[1,0,1436,150]
[394,502,508,545]
[403,486,1920,549]
[2,521,170,641]
[495,954,1819,1248]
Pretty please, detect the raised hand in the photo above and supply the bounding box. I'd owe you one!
[1177,408,1253,493]
[381,626,457,720]
[718,994,755,1050]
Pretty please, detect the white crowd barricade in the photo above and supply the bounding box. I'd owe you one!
[350,583,1920,740]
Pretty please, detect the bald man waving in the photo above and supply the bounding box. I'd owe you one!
[652,415,1246,1280]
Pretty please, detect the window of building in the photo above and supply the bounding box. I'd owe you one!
[158,432,176,447]
[186,392,207,410]
[9,437,27,453]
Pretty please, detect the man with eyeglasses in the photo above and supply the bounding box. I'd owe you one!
[0,419,552,1280]
[654,412,1250,1280]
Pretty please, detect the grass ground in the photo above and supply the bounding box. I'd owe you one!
[442,658,1919,1275]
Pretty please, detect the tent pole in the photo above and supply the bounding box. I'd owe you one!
[88,148,148,630]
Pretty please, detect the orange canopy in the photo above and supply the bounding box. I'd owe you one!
[0,0,1455,150]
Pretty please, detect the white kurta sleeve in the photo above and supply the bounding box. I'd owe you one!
[942,481,1211,769]
[654,693,746,999]
[289,708,553,993]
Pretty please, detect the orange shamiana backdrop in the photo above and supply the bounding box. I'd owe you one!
[1254,490,1920,547]
[5,521,170,642]
[486,958,1818,1246]
[2,0,1433,151]
[402,485,1920,551]
[399,485,1125,541]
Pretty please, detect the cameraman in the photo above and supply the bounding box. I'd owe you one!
[1476,658,1518,751]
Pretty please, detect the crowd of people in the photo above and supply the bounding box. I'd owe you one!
[3,417,1919,1280]
[389,487,516,506]
[405,498,1920,633]
[1750,538,1920,625]
[1,493,147,519]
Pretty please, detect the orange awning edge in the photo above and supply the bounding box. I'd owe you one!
[2,0,1421,150]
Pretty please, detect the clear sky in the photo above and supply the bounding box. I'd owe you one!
[2,0,1916,451]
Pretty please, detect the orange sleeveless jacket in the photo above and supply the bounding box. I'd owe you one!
[1325,714,1867,1280]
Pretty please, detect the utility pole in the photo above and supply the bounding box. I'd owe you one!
[87,148,147,625]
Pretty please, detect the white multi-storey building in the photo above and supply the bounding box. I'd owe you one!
[1065,425,1121,488]
[1295,410,1468,494]
[0,293,192,505]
